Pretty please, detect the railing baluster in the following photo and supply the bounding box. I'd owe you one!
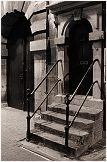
[65,125,69,149]
[26,89,31,141]
[65,94,70,148]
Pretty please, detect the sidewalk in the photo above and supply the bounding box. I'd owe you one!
[1,106,47,161]
[1,105,106,161]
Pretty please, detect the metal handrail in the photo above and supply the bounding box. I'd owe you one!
[69,81,98,128]
[65,59,100,105]
[61,73,69,94]
[31,79,61,119]
[64,73,69,81]
[30,59,62,95]
[65,80,98,148]
[26,79,61,141]
[64,58,100,148]
[30,72,70,119]
[26,59,62,141]
[21,1,25,12]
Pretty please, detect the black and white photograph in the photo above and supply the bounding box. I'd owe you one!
[1,1,106,161]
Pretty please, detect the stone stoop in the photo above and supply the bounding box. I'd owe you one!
[30,95,103,157]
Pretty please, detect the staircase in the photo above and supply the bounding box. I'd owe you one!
[30,95,103,157]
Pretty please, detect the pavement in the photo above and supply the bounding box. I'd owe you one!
[1,105,48,161]
[1,104,106,161]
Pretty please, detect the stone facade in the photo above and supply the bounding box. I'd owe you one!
[49,2,105,99]
[1,1,106,111]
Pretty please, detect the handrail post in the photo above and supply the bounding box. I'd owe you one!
[65,94,70,149]
[26,89,31,141]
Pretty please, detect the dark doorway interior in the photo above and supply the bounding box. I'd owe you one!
[4,10,34,111]
[7,38,25,109]
[67,19,93,95]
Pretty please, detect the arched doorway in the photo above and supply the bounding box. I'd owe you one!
[2,10,34,110]
[65,18,93,95]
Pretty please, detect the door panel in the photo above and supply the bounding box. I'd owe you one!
[7,39,24,109]
[69,19,93,95]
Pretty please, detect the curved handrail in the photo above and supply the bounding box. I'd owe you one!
[26,59,62,141]
[64,73,69,81]
[26,78,61,141]
[31,79,61,119]
[31,72,69,119]
[62,73,69,94]
[30,59,62,95]
[65,81,98,147]
[65,59,100,105]
[64,58,100,148]
[26,78,61,140]
[30,72,69,119]
[69,81,98,129]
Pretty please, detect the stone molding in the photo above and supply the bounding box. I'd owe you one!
[31,19,46,34]
[30,39,46,52]
[89,31,104,41]
[54,37,70,45]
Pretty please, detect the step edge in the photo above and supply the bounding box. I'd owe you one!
[42,110,94,124]
[34,119,89,136]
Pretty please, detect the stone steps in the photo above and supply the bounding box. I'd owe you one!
[48,103,101,121]
[30,130,88,157]
[54,94,103,109]
[41,110,94,131]
[34,119,89,143]
[29,95,103,157]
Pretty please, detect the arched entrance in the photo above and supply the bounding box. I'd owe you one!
[1,10,34,111]
[65,18,93,95]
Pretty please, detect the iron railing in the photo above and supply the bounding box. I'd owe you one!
[65,81,98,148]
[61,73,69,94]
[64,73,69,81]
[26,59,62,141]
[64,59,100,148]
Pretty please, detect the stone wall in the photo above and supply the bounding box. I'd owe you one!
[52,2,104,98]
[28,1,58,109]
[1,36,8,103]
[27,2,47,112]
[47,8,58,105]
[1,1,105,109]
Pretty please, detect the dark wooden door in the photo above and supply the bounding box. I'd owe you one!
[69,19,93,95]
[7,38,25,109]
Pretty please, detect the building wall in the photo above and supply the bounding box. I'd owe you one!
[28,2,47,112]
[28,1,58,110]
[51,2,105,99]
[47,7,58,105]
[1,1,29,104]
[1,1,106,109]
